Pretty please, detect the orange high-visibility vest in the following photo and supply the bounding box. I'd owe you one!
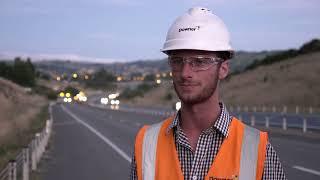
[134,117,268,180]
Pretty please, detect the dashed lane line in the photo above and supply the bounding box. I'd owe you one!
[60,105,131,163]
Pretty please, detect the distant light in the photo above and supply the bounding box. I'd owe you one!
[169,72,172,77]
[56,76,61,81]
[100,97,108,105]
[72,73,78,78]
[67,98,72,103]
[63,97,68,102]
[117,76,122,81]
[59,92,65,97]
[85,75,89,80]
[66,92,71,98]
[156,79,161,84]
[80,96,87,102]
[115,100,120,105]
[162,73,167,77]
[176,102,181,111]
[108,93,119,99]
[156,74,161,78]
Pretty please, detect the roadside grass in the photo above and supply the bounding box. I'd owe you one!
[0,104,49,170]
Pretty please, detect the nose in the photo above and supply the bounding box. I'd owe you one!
[180,62,193,79]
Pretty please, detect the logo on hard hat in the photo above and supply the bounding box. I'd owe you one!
[178,26,200,32]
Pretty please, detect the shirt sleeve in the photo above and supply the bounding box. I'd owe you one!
[262,142,287,180]
[129,152,138,180]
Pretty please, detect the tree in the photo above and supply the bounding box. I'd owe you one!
[11,57,36,87]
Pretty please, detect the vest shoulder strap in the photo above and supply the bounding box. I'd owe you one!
[239,124,261,180]
[141,121,163,180]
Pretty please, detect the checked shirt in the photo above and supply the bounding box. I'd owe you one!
[130,103,286,180]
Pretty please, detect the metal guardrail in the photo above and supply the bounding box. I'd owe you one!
[88,103,320,133]
[0,104,53,180]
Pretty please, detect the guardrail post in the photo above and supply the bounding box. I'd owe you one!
[35,133,41,164]
[309,107,313,114]
[22,148,29,180]
[31,140,37,171]
[272,106,276,113]
[303,118,307,133]
[8,161,12,180]
[296,106,299,114]
[283,106,287,114]
[237,106,241,113]
[265,116,269,128]
[238,114,242,122]
[8,160,17,180]
[282,117,287,130]
[245,106,248,113]
[282,106,287,130]
[251,115,255,126]
[229,106,233,112]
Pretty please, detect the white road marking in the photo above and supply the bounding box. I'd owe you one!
[60,105,131,163]
[54,121,77,126]
[293,165,320,176]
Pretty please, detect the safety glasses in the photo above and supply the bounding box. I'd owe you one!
[168,55,224,72]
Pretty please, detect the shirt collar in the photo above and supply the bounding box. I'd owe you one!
[166,102,232,137]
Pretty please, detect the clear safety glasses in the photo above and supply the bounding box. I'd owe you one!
[168,55,225,72]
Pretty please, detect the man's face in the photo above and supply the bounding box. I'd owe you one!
[168,50,229,105]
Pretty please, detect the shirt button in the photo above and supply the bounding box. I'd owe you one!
[192,175,197,180]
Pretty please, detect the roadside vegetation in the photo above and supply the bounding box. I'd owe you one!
[0,58,50,170]
[244,39,320,71]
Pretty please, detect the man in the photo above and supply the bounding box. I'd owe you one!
[130,7,286,180]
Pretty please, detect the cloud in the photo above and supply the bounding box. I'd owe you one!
[0,51,127,63]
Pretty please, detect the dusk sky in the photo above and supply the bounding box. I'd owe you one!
[0,0,319,63]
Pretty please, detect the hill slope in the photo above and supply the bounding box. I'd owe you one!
[122,52,320,112]
[220,52,320,109]
[0,78,47,144]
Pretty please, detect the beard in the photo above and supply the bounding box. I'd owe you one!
[173,74,219,105]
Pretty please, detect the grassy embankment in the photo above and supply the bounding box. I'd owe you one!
[0,78,49,170]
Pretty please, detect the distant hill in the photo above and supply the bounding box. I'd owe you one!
[2,39,318,82]
[30,50,274,78]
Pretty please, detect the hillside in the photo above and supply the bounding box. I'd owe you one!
[121,52,320,111]
[220,52,320,109]
[0,78,47,144]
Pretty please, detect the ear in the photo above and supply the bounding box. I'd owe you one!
[218,60,229,80]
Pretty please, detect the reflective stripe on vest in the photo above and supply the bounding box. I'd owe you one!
[142,122,163,180]
[137,118,266,180]
[239,125,260,180]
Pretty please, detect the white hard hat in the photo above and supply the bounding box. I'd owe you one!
[161,7,233,58]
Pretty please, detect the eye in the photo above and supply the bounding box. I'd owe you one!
[169,57,183,65]
[191,57,211,67]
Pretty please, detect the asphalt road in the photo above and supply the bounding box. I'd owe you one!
[39,103,320,180]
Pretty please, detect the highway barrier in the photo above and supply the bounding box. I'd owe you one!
[0,103,54,180]
[91,103,319,133]
[229,105,319,133]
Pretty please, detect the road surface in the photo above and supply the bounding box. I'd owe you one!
[38,103,320,180]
